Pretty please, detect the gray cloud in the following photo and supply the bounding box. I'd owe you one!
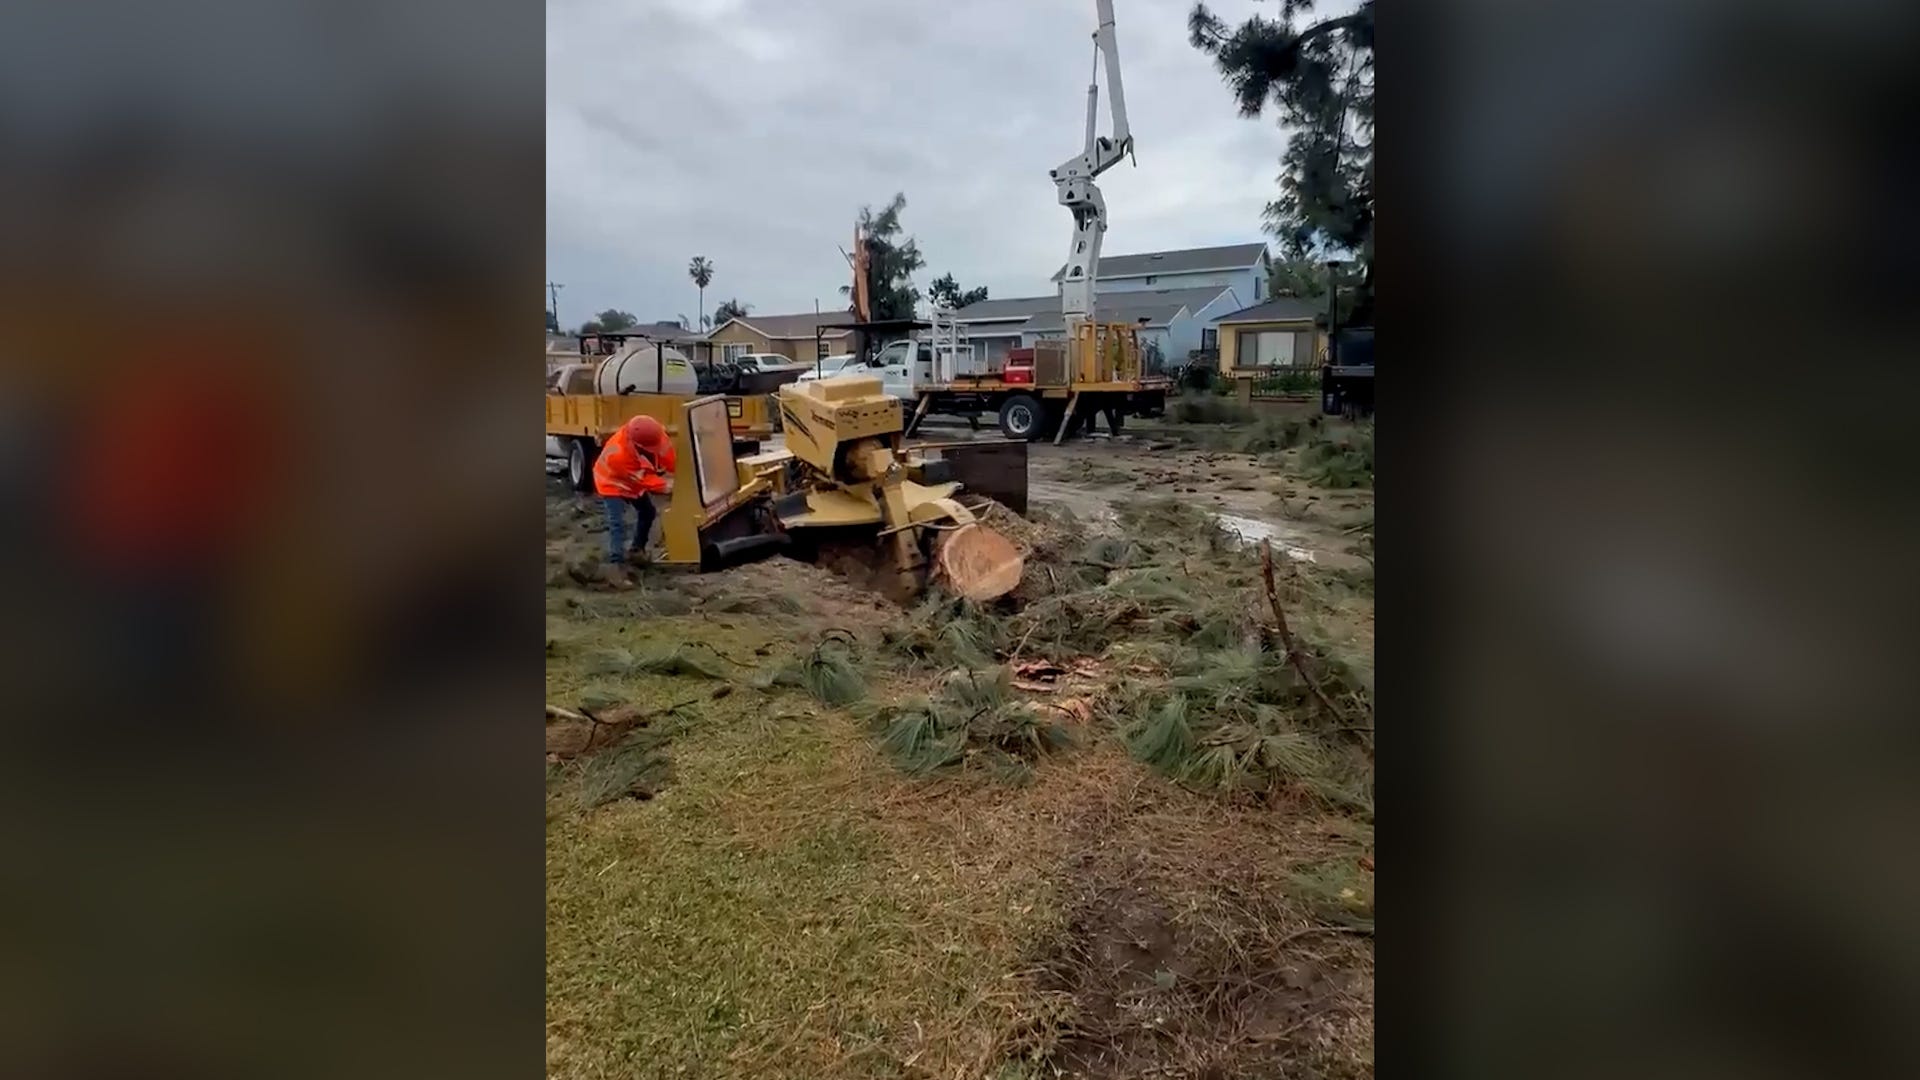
[547,0,1340,327]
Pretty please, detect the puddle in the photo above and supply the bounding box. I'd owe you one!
[1214,513,1318,563]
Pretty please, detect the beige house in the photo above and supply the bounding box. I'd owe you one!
[1216,296,1327,371]
[705,311,856,365]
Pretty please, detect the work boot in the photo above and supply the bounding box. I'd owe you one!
[625,547,653,568]
[599,563,633,590]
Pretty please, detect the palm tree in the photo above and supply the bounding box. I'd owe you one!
[687,256,714,331]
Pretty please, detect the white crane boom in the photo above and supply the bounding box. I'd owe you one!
[1052,0,1134,336]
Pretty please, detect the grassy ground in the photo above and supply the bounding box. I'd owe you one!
[546,428,1374,1079]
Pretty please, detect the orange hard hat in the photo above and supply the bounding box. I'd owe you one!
[623,415,667,450]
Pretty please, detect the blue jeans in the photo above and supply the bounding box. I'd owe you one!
[603,495,657,564]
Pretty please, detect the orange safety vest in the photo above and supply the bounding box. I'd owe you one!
[592,425,675,498]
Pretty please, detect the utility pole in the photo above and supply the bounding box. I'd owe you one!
[546,280,565,332]
[1324,260,1344,365]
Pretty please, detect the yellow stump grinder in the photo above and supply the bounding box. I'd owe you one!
[650,374,1027,602]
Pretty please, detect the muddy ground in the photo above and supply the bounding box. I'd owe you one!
[1025,424,1373,573]
[545,415,1374,1079]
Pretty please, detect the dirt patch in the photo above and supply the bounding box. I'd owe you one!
[1017,795,1374,1080]
[546,486,906,624]
[1025,436,1372,573]
[684,551,902,625]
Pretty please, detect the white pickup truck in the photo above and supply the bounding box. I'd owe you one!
[795,347,917,399]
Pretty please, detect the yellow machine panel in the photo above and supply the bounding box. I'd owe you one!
[777,376,903,474]
[1071,321,1143,384]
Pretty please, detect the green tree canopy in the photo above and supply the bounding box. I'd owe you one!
[843,192,926,321]
[928,273,989,311]
[710,298,751,326]
[1191,0,1373,320]
[1269,255,1366,329]
[579,309,638,335]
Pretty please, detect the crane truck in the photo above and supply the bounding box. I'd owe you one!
[834,0,1168,443]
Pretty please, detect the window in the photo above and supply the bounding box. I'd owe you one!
[817,338,831,359]
[1143,275,1157,285]
[1201,328,1218,352]
[1238,328,1299,367]
[721,342,751,362]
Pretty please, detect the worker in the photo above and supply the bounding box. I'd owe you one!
[593,415,675,568]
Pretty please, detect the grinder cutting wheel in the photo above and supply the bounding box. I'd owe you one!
[646,375,1027,602]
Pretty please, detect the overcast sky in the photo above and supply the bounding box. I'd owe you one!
[547,0,1343,329]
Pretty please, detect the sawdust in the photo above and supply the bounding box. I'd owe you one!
[685,555,898,627]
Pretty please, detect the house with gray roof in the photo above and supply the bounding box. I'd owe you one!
[1017,286,1249,370]
[947,243,1274,371]
[1052,242,1272,363]
[1214,295,1329,371]
[1050,242,1272,301]
[949,294,1059,367]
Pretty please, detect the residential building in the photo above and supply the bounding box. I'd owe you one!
[1050,242,1271,302]
[1014,286,1219,371]
[1215,296,1327,371]
[705,311,855,365]
[1046,242,1271,362]
[949,244,1276,370]
[949,295,1058,366]
[619,321,693,340]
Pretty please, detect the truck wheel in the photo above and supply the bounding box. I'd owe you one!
[567,438,598,492]
[998,394,1045,440]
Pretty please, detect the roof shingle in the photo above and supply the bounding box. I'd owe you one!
[713,311,856,339]
[952,294,1058,322]
[1050,242,1268,283]
[1214,296,1325,324]
[1019,286,1234,335]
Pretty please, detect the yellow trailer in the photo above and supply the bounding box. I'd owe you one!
[546,381,773,492]
[546,334,779,491]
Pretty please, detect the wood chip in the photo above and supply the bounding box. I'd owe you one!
[1047,697,1095,723]
[1013,660,1065,681]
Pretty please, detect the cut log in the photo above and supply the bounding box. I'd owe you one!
[935,522,1024,601]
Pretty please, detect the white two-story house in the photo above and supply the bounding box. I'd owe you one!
[952,242,1273,370]
[1050,242,1272,302]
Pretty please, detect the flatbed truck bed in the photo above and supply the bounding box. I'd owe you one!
[546,392,772,491]
[901,374,1169,442]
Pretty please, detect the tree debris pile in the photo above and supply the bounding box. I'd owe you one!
[1002,500,1255,657]
[888,497,1374,802]
[755,630,866,706]
[1303,425,1374,490]
[863,666,1070,781]
[546,693,705,806]
[1148,411,1375,490]
[1109,645,1371,808]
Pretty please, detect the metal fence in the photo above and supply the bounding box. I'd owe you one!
[1246,366,1321,399]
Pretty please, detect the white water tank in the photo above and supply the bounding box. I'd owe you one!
[594,342,699,396]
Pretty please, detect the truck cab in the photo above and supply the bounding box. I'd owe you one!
[860,339,927,400]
